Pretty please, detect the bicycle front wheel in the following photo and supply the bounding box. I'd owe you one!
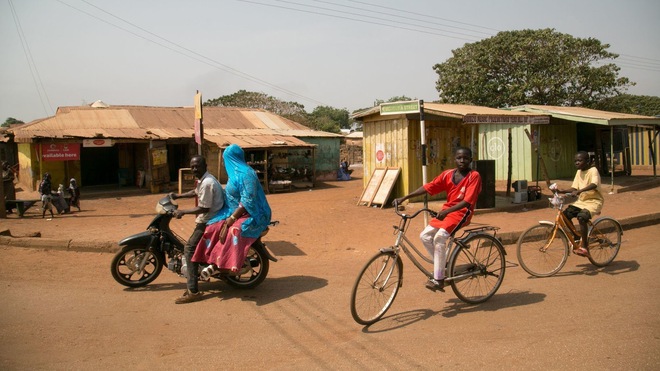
[350,251,403,325]
[587,217,622,267]
[448,234,505,304]
[517,224,569,277]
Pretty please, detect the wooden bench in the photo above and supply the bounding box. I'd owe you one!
[6,199,42,217]
[6,195,72,217]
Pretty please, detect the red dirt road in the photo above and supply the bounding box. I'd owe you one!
[0,167,659,369]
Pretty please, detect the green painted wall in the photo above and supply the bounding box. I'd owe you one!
[300,137,341,180]
[478,122,577,182]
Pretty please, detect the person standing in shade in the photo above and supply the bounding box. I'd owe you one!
[68,178,81,211]
[38,172,55,219]
[2,162,16,214]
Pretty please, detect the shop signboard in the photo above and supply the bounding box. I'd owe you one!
[41,143,80,162]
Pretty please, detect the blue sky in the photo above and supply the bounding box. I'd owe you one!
[1,0,659,123]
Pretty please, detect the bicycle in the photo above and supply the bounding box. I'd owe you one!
[350,201,506,325]
[516,184,623,277]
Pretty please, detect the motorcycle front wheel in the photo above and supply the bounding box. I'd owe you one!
[224,245,270,289]
[111,246,164,287]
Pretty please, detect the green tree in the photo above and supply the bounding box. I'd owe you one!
[591,94,660,116]
[310,106,349,130]
[433,29,633,108]
[2,117,24,127]
[310,115,341,133]
[205,90,311,126]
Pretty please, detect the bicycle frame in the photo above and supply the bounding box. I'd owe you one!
[351,203,507,324]
[388,207,500,284]
[540,190,592,253]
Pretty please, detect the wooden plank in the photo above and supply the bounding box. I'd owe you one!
[371,167,401,208]
[357,168,386,206]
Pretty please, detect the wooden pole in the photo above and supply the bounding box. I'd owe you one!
[506,128,512,198]
[524,129,551,188]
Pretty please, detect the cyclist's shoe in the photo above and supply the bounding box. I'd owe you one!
[573,247,589,257]
[425,278,445,292]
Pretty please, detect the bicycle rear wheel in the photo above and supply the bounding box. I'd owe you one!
[587,217,622,267]
[448,234,505,304]
[350,251,403,325]
[517,224,569,277]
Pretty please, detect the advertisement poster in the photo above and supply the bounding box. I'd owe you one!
[41,143,80,162]
[151,148,168,166]
[376,143,384,164]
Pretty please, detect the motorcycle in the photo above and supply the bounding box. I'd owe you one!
[110,195,277,289]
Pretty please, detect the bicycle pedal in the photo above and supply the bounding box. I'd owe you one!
[425,279,445,292]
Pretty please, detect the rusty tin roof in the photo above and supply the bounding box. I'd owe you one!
[13,105,340,148]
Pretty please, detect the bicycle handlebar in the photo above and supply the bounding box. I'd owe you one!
[393,200,437,219]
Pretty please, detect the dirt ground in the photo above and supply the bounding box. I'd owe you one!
[1,166,659,369]
[1,166,659,248]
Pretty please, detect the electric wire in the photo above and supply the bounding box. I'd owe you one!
[242,0,659,76]
[8,0,54,117]
[57,0,329,107]
[239,0,478,41]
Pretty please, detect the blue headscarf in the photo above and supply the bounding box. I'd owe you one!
[219,144,271,238]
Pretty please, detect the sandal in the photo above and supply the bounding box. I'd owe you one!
[573,247,589,257]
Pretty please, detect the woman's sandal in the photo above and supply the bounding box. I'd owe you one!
[573,247,589,257]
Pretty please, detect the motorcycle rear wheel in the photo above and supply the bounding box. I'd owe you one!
[224,245,270,289]
[111,245,164,287]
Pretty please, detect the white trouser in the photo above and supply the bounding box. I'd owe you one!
[420,225,450,280]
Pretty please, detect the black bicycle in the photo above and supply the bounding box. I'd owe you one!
[350,201,506,325]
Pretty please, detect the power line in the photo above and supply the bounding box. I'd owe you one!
[56,0,329,107]
[345,0,502,33]
[8,0,54,117]
[244,0,659,76]
[619,53,660,65]
[291,0,489,39]
[239,0,478,41]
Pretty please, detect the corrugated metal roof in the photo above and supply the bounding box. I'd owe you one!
[352,102,549,124]
[13,105,339,144]
[511,105,660,127]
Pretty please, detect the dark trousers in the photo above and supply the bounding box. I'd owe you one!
[185,223,206,293]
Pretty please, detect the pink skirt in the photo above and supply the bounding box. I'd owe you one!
[192,217,257,273]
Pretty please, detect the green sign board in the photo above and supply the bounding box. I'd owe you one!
[380,100,420,115]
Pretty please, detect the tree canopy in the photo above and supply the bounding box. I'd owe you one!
[590,94,660,116]
[204,90,349,133]
[204,90,310,125]
[2,117,24,127]
[433,29,633,108]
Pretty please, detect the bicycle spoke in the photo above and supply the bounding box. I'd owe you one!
[449,235,505,304]
[351,252,402,325]
[517,224,568,277]
[587,218,622,267]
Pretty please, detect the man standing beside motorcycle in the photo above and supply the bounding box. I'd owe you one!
[170,155,225,304]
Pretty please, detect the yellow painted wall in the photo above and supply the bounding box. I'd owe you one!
[362,115,471,202]
[628,126,660,167]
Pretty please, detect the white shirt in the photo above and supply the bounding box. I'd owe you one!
[195,172,224,224]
